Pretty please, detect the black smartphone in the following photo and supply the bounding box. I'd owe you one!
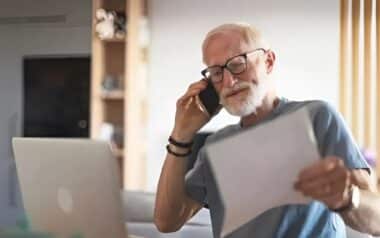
[198,81,220,116]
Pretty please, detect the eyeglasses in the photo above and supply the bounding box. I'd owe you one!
[201,48,266,84]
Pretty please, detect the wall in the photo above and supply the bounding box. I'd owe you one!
[147,0,340,191]
[0,0,91,227]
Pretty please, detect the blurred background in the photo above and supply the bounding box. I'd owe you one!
[0,0,378,235]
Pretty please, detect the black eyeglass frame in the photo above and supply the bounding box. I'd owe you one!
[201,48,267,84]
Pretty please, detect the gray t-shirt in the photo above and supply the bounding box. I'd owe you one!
[185,98,369,238]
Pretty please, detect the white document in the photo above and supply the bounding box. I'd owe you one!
[206,108,319,237]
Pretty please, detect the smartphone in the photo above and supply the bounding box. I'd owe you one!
[198,81,220,116]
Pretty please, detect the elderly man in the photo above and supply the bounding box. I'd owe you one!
[154,23,380,237]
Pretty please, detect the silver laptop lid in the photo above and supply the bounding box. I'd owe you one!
[12,138,127,238]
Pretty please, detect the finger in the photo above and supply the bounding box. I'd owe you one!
[318,189,351,210]
[295,179,332,199]
[296,167,349,199]
[318,194,345,210]
[297,157,340,181]
[322,168,351,199]
[297,157,339,181]
[177,97,192,109]
[295,163,346,192]
[195,95,207,111]
[184,96,194,108]
[188,84,207,92]
[179,86,204,100]
[178,88,203,105]
[187,80,208,91]
[184,84,208,98]
[179,80,210,104]
[296,174,343,199]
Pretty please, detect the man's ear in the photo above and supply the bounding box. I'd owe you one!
[265,50,276,74]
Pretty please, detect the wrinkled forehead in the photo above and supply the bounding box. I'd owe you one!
[202,31,253,66]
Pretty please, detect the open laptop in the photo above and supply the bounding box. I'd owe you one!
[12,138,128,238]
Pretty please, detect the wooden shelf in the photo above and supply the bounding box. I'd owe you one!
[100,37,126,43]
[91,0,149,189]
[101,90,124,100]
[112,147,124,158]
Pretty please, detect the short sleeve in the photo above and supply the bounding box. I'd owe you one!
[311,101,369,170]
[185,147,208,206]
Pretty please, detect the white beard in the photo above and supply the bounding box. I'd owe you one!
[220,80,268,117]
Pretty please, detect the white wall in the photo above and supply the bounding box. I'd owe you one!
[146,0,340,191]
[0,0,91,227]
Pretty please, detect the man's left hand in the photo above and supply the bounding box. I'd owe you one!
[294,156,352,210]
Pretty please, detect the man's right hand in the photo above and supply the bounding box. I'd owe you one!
[171,79,213,142]
[155,79,211,232]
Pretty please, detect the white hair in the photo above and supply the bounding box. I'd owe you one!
[202,22,270,63]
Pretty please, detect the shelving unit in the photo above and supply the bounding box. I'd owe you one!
[102,38,125,43]
[101,90,124,100]
[91,0,149,189]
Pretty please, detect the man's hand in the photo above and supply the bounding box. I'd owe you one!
[294,156,352,210]
[171,79,214,142]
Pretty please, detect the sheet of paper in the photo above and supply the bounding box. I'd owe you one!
[206,108,319,237]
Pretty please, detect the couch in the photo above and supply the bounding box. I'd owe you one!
[122,190,212,238]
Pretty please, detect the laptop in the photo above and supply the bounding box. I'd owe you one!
[12,138,128,238]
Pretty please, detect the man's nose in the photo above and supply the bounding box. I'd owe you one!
[222,69,237,88]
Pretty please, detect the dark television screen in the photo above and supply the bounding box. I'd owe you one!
[23,56,90,138]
